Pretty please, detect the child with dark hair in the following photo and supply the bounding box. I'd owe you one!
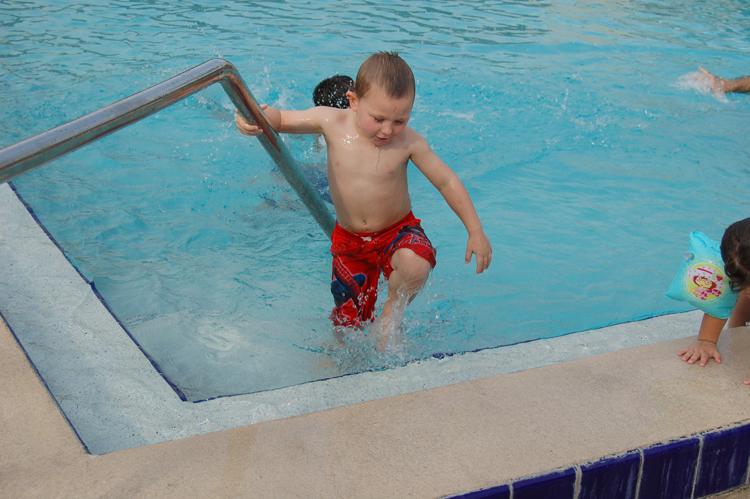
[678,218,750,385]
[313,75,354,109]
[237,51,491,334]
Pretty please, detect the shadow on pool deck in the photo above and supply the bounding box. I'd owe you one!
[4,309,750,498]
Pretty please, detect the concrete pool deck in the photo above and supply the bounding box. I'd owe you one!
[4,182,750,497]
[5,314,750,498]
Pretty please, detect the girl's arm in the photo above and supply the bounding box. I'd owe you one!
[728,291,750,328]
[729,292,750,386]
[676,291,750,367]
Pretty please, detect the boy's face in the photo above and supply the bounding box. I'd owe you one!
[348,86,414,147]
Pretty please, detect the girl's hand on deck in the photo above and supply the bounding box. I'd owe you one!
[677,340,721,367]
[235,105,267,136]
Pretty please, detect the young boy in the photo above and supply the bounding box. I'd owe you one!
[678,218,750,385]
[236,52,492,328]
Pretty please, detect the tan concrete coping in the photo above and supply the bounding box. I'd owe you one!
[3,310,750,498]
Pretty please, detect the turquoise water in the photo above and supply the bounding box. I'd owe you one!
[2,1,749,401]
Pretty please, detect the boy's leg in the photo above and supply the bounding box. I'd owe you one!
[330,223,381,327]
[330,252,379,326]
[380,247,432,322]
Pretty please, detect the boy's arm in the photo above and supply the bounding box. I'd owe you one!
[236,106,332,136]
[409,135,492,274]
[677,313,726,366]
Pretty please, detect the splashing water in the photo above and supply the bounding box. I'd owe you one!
[674,71,729,103]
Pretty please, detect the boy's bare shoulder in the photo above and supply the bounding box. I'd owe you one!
[401,126,431,152]
[311,106,350,127]
[292,105,343,121]
[308,105,348,117]
[309,105,346,115]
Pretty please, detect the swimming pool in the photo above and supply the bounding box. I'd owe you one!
[2,1,749,402]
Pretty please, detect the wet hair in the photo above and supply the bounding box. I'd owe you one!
[353,51,415,101]
[721,217,750,292]
[313,75,354,109]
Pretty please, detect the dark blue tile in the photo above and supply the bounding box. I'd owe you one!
[513,467,576,499]
[579,450,641,499]
[639,437,700,499]
[448,483,511,499]
[694,424,750,497]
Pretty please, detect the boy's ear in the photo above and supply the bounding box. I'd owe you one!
[346,90,357,111]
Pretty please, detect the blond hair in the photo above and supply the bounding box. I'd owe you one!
[354,51,415,100]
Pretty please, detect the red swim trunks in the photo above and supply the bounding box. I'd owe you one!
[330,211,437,327]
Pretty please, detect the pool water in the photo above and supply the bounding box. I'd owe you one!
[2,1,749,401]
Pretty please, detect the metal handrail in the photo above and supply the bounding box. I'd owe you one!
[0,58,335,237]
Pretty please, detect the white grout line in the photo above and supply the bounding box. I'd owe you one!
[691,433,704,499]
[634,448,644,499]
[572,464,581,498]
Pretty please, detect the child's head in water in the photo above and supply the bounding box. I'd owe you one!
[722,217,750,292]
[313,75,354,109]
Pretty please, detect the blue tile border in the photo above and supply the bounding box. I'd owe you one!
[579,450,640,499]
[513,466,577,498]
[695,424,750,497]
[446,421,750,499]
[449,483,511,499]
[640,437,700,499]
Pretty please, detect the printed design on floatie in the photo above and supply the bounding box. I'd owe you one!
[665,231,739,320]
[686,263,726,301]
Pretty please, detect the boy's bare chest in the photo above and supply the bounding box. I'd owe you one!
[329,143,409,180]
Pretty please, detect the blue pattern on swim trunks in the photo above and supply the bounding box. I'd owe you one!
[331,270,367,307]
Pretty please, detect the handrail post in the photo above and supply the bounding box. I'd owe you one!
[0,59,335,237]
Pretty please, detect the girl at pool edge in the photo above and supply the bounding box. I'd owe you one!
[236,51,492,335]
[678,218,750,386]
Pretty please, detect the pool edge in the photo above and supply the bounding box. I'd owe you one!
[6,178,750,497]
[0,181,713,456]
[4,309,750,498]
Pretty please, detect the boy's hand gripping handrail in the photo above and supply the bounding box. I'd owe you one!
[0,58,335,237]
